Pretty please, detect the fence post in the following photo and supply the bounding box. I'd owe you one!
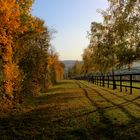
[100,76,101,86]
[96,76,97,85]
[130,74,132,95]
[113,74,116,90]
[92,76,94,84]
[103,75,105,87]
[108,76,109,88]
[120,75,122,92]
[99,76,100,85]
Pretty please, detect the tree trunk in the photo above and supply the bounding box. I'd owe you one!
[1,42,14,99]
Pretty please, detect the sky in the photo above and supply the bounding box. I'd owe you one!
[31,0,108,60]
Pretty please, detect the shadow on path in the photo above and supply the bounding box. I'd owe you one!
[76,81,140,140]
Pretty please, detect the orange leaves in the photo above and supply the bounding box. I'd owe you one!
[0,0,21,34]
[0,0,35,36]
[3,63,15,97]
[48,53,64,82]
[3,81,13,97]
[0,0,55,102]
[0,32,8,45]
[0,0,14,11]
[0,0,21,97]
[0,0,34,99]
[2,63,21,97]
[3,63,17,81]
[2,44,12,62]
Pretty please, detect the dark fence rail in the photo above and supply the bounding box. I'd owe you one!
[74,73,140,94]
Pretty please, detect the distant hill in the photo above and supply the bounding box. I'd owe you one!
[133,61,140,67]
[115,61,140,74]
[61,60,82,75]
[62,60,76,69]
[61,60,76,76]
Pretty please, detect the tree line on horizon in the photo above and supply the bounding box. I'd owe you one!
[0,0,64,111]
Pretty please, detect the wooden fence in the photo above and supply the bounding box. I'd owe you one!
[75,73,140,94]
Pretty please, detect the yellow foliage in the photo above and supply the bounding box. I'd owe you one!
[3,63,18,81]
[2,44,12,62]
[0,98,12,112]
[0,0,34,100]
[48,53,64,82]
[3,81,13,97]
[0,0,50,102]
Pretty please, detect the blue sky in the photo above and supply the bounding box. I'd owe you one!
[31,0,108,60]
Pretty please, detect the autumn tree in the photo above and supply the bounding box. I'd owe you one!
[17,18,50,96]
[48,49,64,85]
[67,68,74,79]
[0,0,51,106]
[0,0,35,103]
[82,48,93,74]
[66,61,83,79]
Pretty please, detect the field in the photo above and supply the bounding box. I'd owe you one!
[0,80,140,140]
[98,80,140,94]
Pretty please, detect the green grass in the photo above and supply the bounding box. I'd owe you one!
[0,80,140,140]
[98,80,140,94]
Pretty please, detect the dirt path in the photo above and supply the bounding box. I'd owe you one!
[0,80,140,140]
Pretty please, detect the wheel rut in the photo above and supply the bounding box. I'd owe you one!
[77,81,137,120]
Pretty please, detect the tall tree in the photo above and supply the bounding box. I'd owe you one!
[48,48,64,85]
[87,21,116,74]
[107,0,140,68]
[0,0,33,100]
[82,48,93,74]
[18,19,50,96]
[0,0,44,101]
[83,0,140,75]
[72,61,83,76]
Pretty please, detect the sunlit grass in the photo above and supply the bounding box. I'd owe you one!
[0,80,140,139]
[96,80,140,94]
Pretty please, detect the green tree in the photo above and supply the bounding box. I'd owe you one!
[18,19,50,96]
[107,0,140,68]
[72,61,83,76]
